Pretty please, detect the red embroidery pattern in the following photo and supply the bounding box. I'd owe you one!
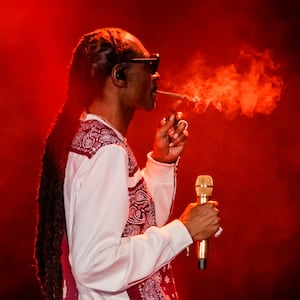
[70,120,138,176]
[71,120,178,300]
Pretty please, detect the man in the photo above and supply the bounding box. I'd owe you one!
[35,27,220,299]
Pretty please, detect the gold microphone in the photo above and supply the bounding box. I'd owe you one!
[195,175,213,269]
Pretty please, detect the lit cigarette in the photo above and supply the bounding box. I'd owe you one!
[157,90,186,99]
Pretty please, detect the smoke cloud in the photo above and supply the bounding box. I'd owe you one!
[169,48,284,119]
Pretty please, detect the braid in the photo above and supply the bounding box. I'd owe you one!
[34,27,142,299]
[35,100,83,299]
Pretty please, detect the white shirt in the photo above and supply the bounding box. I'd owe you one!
[63,114,192,299]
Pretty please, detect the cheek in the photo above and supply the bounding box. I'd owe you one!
[127,73,152,105]
[141,75,152,91]
[135,77,151,97]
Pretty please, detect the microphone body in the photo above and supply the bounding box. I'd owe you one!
[195,175,213,269]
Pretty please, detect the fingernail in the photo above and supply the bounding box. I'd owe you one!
[173,133,179,139]
[214,227,223,238]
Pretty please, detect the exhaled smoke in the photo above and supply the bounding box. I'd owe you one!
[173,48,284,119]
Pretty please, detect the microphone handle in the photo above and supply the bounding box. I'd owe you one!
[198,239,208,269]
[197,194,209,269]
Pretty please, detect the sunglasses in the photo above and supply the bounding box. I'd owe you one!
[126,53,160,75]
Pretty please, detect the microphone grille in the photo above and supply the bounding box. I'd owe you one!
[195,175,213,196]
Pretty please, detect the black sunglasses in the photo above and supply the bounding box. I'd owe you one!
[126,53,160,75]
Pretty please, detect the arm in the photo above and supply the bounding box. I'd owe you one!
[142,105,188,226]
[141,153,177,226]
[64,145,192,293]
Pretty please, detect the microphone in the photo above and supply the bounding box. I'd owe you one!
[195,175,213,269]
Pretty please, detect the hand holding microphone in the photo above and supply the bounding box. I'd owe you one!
[179,175,221,269]
[179,198,220,242]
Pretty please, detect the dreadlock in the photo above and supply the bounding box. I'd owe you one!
[34,27,142,299]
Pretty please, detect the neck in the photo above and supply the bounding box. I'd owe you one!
[87,103,134,137]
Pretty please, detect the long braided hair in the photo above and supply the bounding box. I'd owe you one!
[34,27,143,299]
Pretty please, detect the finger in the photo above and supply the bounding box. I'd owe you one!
[170,133,188,148]
[161,100,183,127]
[170,118,188,136]
[170,126,188,143]
[214,227,223,238]
[172,128,188,142]
[177,120,189,130]
[207,200,219,207]
[161,113,176,129]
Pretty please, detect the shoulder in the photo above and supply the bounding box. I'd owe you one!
[70,119,124,159]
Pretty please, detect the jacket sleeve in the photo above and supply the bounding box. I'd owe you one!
[141,152,178,226]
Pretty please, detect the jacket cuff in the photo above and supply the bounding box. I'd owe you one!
[160,219,193,254]
[145,152,178,182]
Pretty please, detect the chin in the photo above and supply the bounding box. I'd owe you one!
[145,100,156,111]
[141,95,156,111]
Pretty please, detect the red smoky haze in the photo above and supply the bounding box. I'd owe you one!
[160,48,284,119]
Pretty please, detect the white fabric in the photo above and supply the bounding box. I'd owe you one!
[63,114,193,299]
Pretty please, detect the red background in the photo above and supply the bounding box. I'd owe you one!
[1,0,300,299]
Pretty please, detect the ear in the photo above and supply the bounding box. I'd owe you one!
[111,64,128,87]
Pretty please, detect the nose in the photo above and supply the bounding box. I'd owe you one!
[151,72,160,80]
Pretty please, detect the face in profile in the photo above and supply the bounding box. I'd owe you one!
[120,40,160,111]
